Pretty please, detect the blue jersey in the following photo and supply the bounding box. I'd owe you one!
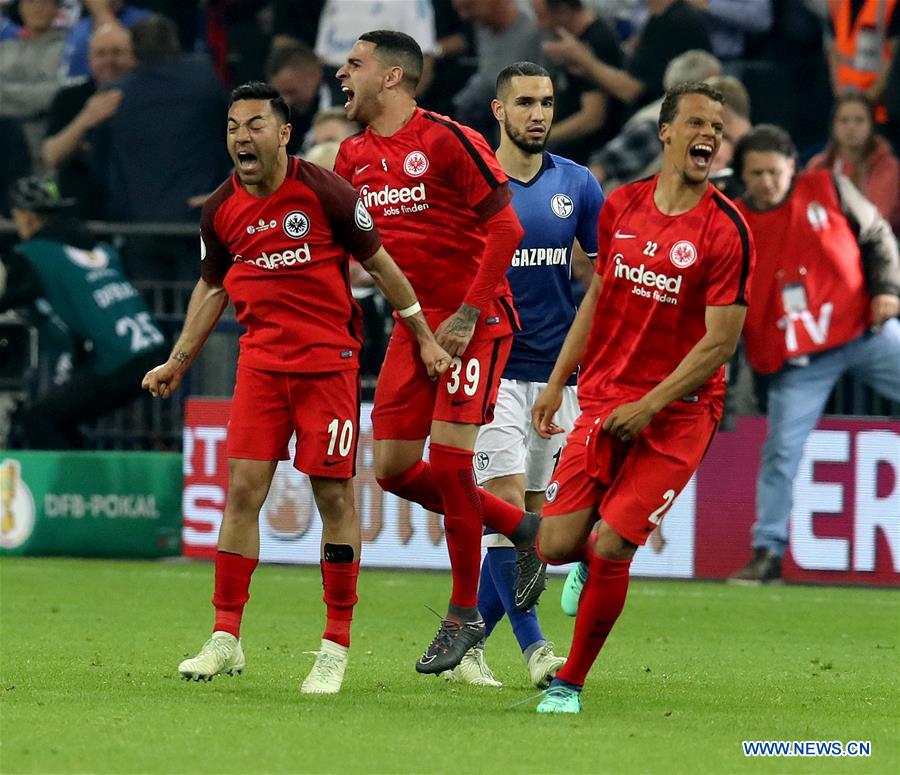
[504,152,604,383]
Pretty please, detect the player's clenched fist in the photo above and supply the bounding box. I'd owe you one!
[418,339,451,379]
[601,400,656,442]
[142,360,183,399]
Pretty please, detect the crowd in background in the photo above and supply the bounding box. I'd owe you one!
[0,0,898,447]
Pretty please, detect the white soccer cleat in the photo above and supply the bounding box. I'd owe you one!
[442,647,503,687]
[528,643,566,689]
[178,631,244,681]
[301,639,349,694]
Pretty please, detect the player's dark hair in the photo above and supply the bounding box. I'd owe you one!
[130,14,181,66]
[495,61,551,98]
[732,124,797,177]
[229,81,291,124]
[658,81,724,130]
[265,42,321,80]
[358,30,423,93]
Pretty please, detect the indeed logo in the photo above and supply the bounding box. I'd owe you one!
[234,244,311,269]
[613,255,683,294]
[360,182,427,208]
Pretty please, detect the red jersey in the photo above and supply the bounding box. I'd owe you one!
[335,108,517,339]
[578,177,754,415]
[736,171,869,374]
[200,156,381,373]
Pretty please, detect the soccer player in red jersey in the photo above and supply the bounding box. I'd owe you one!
[334,31,548,674]
[530,81,755,713]
[142,81,449,693]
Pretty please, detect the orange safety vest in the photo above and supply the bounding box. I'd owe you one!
[830,0,898,121]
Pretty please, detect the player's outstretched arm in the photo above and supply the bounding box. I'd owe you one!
[142,278,228,398]
[603,304,747,441]
[532,272,603,439]
[361,247,450,378]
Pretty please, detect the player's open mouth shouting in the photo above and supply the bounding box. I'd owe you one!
[342,85,355,111]
[236,150,260,175]
[688,142,715,170]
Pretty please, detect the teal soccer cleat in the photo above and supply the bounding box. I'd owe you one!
[560,561,588,616]
[536,684,583,714]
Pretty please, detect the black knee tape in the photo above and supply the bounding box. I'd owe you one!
[323,543,355,563]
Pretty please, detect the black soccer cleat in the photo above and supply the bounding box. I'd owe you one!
[727,548,783,586]
[416,617,486,675]
[514,544,547,611]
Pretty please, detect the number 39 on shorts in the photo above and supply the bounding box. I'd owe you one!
[445,357,480,396]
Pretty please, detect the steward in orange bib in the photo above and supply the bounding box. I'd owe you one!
[827,0,899,123]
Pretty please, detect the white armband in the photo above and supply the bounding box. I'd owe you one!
[398,301,422,318]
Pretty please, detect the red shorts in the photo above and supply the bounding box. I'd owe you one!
[542,402,718,545]
[372,326,512,440]
[227,364,360,478]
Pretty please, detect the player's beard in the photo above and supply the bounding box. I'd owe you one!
[504,116,547,155]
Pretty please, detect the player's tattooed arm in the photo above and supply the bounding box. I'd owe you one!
[434,304,480,358]
[361,247,450,377]
[142,278,228,398]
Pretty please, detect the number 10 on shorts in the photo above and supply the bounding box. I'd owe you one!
[327,418,354,457]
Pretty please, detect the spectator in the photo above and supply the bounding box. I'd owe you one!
[542,0,712,113]
[827,0,899,125]
[587,48,721,187]
[0,117,31,218]
[60,0,149,78]
[806,92,900,232]
[1,4,19,40]
[265,42,330,155]
[683,0,772,66]
[315,0,437,102]
[42,22,134,217]
[420,0,476,117]
[532,0,624,163]
[303,140,341,170]
[729,124,900,585]
[0,176,167,449]
[310,107,359,147]
[452,0,542,136]
[0,0,67,168]
[272,0,326,49]
[706,73,751,174]
[89,14,230,281]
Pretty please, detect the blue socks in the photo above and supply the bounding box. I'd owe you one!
[477,546,545,654]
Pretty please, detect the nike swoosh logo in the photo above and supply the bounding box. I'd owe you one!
[355,164,370,175]
[419,654,436,665]
[322,460,344,467]
[450,398,473,406]
[614,230,637,239]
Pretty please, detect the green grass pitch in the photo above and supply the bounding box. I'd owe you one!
[1,557,897,774]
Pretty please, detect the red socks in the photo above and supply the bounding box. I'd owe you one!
[376,458,527,538]
[556,553,631,687]
[212,550,258,637]
[212,552,360,647]
[321,560,360,648]
[429,443,483,609]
